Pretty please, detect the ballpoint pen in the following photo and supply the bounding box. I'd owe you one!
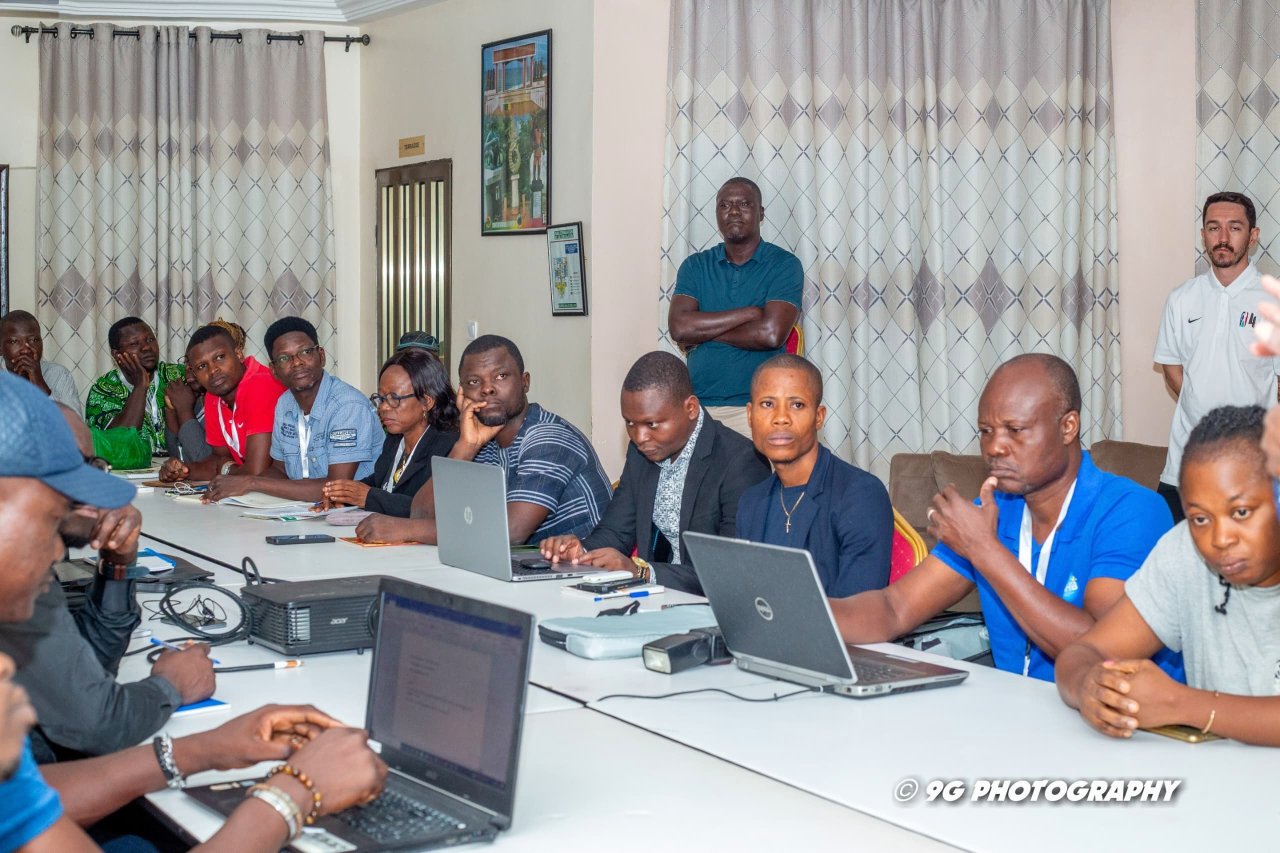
[593,589,657,602]
[150,637,222,665]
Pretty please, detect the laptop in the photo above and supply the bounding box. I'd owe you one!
[186,577,535,851]
[683,532,968,698]
[433,457,592,582]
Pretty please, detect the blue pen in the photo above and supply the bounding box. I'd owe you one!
[150,637,221,665]
[593,590,655,602]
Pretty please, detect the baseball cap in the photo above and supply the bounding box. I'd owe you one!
[396,331,441,354]
[0,373,136,508]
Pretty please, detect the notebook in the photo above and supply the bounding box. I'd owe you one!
[683,532,969,698]
[432,457,592,582]
[185,576,535,851]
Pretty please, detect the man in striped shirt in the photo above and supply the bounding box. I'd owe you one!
[356,334,612,544]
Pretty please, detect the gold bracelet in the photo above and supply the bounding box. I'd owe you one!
[1201,691,1220,735]
[269,763,323,825]
[631,556,652,584]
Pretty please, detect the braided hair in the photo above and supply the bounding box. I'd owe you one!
[1180,405,1268,616]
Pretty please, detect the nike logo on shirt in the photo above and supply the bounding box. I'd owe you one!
[1187,317,1202,324]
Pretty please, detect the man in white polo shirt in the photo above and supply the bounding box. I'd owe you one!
[1154,191,1280,521]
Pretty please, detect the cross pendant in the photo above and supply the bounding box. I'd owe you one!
[785,519,791,534]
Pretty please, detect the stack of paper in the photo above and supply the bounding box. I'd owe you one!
[240,506,341,522]
[217,492,312,510]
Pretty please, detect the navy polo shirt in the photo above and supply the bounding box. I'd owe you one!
[931,452,1184,683]
[674,240,802,405]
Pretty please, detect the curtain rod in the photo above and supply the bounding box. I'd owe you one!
[10,25,370,51]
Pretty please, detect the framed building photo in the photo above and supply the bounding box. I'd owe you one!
[546,222,587,316]
[481,30,551,235]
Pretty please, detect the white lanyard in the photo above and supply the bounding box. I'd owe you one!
[217,402,241,458]
[297,414,313,479]
[1016,479,1077,676]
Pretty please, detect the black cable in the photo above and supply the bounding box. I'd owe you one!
[126,580,253,661]
[595,686,820,703]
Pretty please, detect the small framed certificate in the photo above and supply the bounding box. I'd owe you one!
[546,221,588,316]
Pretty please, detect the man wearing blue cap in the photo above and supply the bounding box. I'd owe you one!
[0,372,388,851]
[0,404,216,762]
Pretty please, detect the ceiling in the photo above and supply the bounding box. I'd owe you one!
[0,0,444,24]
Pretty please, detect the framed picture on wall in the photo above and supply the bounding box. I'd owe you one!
[546,222,587,316]
[481,29,551,235]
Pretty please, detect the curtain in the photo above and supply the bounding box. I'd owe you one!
[660,0,1121,477]
[37,23,337,392]
[1198,0,1280,274]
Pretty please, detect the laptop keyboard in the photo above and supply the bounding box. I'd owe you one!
[332,786,466,843]
[852,660,915,683]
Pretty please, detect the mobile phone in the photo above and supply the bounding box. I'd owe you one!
[518,558,553,571]
[575,575,647,594]
[1143,724,1223,743]
[265,534,336,546]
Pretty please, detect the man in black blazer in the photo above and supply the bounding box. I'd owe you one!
[540,351,770,594]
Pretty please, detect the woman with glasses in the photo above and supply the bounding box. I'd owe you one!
[320,348,460,516]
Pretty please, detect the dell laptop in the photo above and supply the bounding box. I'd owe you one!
[433,457,592,582]
[186,577,535,851]
[683,532,968,698]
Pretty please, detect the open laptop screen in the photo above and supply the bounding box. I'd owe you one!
[368,582,530,815]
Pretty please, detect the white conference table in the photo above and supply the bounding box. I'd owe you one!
[122,581,948,851]
[129,486,1275,852]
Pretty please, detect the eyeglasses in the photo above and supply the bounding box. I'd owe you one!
[271,345,322,368]
[369,391,418,409]
[84,454,112,473]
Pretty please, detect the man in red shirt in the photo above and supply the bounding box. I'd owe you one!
[159,325,286,482]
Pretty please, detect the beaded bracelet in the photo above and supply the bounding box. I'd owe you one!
[269,763,323,825]
[247,783,302,841]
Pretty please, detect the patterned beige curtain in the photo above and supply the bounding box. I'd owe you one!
[661,0,1121,476]
[37,23,336,391]
[1197,0,1280,274]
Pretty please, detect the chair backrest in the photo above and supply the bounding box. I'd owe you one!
[889,507,928,584]
[784,324,803,355]
[1089,439,1168,491]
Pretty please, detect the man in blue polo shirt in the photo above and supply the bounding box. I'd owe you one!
[829,354,1182,682]
[205,317,381,504]
[668,177,803,438]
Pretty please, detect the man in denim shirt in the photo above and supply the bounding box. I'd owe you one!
[205,317,381,503]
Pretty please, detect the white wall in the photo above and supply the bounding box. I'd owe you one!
[587,0,670,475]
[1111,0,1197,445]
[0,13,366,386]
[360,0,595,436]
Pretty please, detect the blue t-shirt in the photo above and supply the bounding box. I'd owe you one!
[473,403,613,542]
[674,240,803,405]
[932,451,1184,682]
[0,740,62,851]
[270,372,382,481]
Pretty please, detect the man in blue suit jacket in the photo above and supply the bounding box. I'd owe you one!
[736,354,892,597]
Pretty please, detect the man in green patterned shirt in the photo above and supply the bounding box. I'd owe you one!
[85,317,186,454]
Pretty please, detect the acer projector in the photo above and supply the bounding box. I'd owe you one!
[241,575,388,655]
